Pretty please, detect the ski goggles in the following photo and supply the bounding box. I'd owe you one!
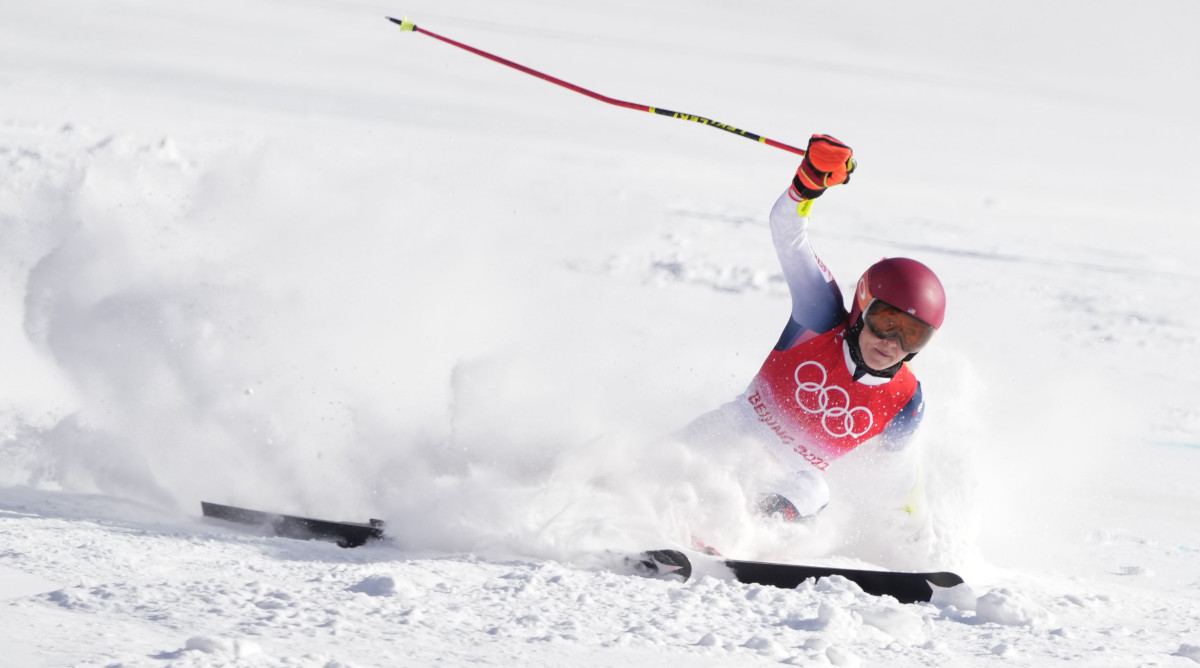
[863,300,936,353]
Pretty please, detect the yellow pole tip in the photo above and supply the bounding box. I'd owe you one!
[386,17,416,31]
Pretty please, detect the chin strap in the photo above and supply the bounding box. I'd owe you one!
[846,319,906,380]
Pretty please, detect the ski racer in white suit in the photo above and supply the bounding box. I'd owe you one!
[680,134,947,522]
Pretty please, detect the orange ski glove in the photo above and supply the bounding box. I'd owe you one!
[793,134,856,200]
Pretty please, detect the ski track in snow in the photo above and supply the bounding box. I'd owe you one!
[3,0,1200,666]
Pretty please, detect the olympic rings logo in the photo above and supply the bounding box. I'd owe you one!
[793,361,874,439]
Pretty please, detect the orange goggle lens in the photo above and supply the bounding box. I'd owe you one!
[864,301,935,353]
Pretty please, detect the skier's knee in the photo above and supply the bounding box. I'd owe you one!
[756,492,825,522]
[758,472,830,521]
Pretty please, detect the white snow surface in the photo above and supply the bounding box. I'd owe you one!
[2,0,1200,665]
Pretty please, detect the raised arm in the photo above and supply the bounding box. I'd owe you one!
[769,135,856,350]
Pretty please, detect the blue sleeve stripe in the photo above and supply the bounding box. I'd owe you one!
[879,382,924,450]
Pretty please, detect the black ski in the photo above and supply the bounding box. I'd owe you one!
[725,556,964,604]
[200,502,962,602]
[634,549,964,604]
[627,549,693,580]
[201,501,385,548]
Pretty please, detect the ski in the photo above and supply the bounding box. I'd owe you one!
[626,549,693,581]
[632,549,964,604]
[200,501,962,603]
[200,501,385,548]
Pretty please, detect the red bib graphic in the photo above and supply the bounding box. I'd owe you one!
[746,327,917,469]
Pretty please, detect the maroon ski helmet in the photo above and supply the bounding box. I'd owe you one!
[849,257,946,330]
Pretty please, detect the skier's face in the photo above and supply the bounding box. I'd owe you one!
[857,320,909,370]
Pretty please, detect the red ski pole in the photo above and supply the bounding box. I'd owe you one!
[386,17,806,156]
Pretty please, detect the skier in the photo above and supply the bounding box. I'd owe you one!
[679,134,946,523]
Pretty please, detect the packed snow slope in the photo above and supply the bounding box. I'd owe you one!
[2,0,1199,665]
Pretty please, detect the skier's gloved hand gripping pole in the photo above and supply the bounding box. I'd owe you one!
[386,17,810,157]
[790,134,857,215]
